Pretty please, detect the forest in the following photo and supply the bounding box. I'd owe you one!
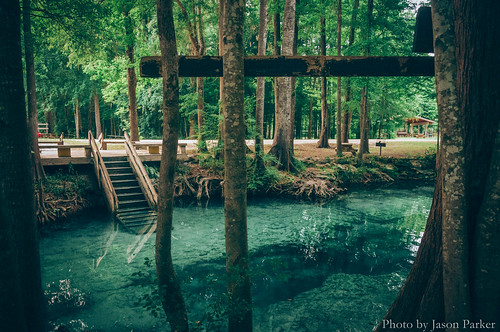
[1,0,499,331]
[23,0,436,143]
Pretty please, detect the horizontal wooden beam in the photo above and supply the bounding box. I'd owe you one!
[140,55,434,78]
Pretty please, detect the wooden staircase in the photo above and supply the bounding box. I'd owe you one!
[103,156,157,233]
[89,131,158,234]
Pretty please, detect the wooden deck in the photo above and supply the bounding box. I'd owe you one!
[40,141,187,166]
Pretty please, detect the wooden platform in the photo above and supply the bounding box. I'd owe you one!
[40,144,187,166]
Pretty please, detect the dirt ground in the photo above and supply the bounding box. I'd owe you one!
[259,138,439,160]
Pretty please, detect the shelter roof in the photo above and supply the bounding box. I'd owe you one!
[405,116,437,125]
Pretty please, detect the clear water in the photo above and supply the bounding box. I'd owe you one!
[40,185,434,331]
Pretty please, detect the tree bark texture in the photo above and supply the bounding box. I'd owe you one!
[268,0,296,171]
[125,10,140,142]
[223,0,252,330]
[432,1,469,323]
[217,0,225,153]
[453,0,500,322]
[317,13,329,149]
[156,0,189,330]
[0,1,44,330]
[254,0,268,173]
[377,0,500,328]
[23,0,44,180]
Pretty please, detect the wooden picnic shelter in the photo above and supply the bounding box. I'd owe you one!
[405,116,436,137]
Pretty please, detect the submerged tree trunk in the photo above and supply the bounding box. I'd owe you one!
[125,9,140,141]
[254,0,268,173]
[316,11,329,148]
[223,0,252,330]
[0,2,44,330]
[377,0,500,328]
[268,0,296,171]
[156,0,189,330]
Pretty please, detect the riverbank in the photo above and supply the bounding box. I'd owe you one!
[38,142,437,224]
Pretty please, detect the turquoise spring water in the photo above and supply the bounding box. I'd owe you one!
[40,185,434,331]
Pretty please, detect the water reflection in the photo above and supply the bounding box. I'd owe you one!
[40,185,433,331]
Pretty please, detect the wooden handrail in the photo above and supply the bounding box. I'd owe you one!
[124,132,158,209]
[89,131,118,212]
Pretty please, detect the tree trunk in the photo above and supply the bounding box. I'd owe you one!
[176,0,207,151]
[94,89,101,138]
[357,0,373,161]
[196,12,207,152]
[377,0,500,328]
[341,0,359,143]
[316,12,329,148]
[308,98,313,139]
[289,15,298,151]
[268,0,296,172]
[335,0,342,156]
[255,0,268,173]
[125,9,140,142]
[23,0,44,180]
[156,0,189,331]
[216,0,226,157]
[273,6,280,131]
[223,0,252,330]
[75,98,80,139]
[0,2,44,330]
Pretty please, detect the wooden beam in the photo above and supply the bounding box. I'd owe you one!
[140,55,434,78]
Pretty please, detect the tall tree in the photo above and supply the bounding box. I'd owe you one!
[223,0,252,330]
[341,0,359,143]
[316,2,329,148]
[335,0,342,156]
[156,0,189,329]
[377,0,500,328]
[268,0,296,171]
[254,0,268,173]
[94,89,102,137]
[124,6,140,141]
[175,0,207,151]
[23,0,44,180]
[0,1,44,330]
[357,0,373,161]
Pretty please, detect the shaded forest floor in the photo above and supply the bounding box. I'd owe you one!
[38,139,437,224]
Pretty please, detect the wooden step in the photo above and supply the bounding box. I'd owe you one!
[115,186,142,194]
[117,192,145,202]
[109,173,136,181]
[102,156,128,162]
[104,161,130,168]
[119,200,149,209]
[118,206,151,215]
[120,216,157,226]
[118,207,155,217]
[107,166,134,174]
[119,210,157,219]
[112,179,139,188]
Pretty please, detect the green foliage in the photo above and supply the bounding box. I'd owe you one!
[247,156,285,193]
[43,169,87,197]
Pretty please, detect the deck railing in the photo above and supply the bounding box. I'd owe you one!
[124,132,158,210]
[89,131,118,212]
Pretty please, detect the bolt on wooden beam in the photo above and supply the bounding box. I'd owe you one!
[140,55,434,78]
